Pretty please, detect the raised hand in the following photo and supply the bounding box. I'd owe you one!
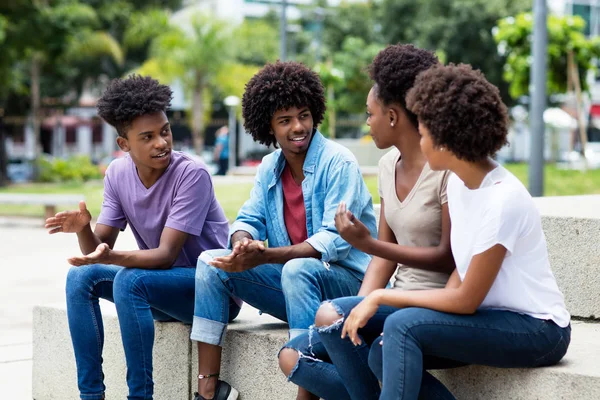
[45,200,91,234]
[335,201,372,250]
[68,243,111,266]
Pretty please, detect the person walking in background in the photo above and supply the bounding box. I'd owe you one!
[213,126,230,175]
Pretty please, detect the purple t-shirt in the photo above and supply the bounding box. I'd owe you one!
[97,151,228,267]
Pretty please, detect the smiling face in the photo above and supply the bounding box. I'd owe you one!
[270,106,314,157]
[117,111,173,173]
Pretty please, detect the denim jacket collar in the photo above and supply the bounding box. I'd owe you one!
[268,129,325,189]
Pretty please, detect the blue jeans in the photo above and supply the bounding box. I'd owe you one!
[284,296,571,400]
[191,249,363,345]
[65,264,197,400]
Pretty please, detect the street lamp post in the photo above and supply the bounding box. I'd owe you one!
[224,95,240,175]
[529,0,547,197]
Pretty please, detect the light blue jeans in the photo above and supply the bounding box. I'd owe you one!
[191,249,363,345]
[65,264,197,400]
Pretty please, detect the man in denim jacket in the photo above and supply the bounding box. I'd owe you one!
[190,61,377,400]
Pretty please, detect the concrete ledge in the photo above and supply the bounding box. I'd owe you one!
[32,302,193,400]
[33,304,600,400]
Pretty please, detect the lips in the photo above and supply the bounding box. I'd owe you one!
[290,135,307,142]
[152,150,170,159]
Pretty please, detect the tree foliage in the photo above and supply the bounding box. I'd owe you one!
[495,12,600,100]
[378,0,531,103]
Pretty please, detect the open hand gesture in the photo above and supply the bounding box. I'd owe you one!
[45,201,91,234]
[68,243,111,266]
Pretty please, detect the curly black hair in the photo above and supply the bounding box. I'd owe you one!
[242,61,326,148]
[369,44,438,128]
[406,63,509,162]
[96,75,173,138]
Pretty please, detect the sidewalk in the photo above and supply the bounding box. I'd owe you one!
[0,216,138,399]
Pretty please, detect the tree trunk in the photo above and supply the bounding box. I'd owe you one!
[191,74,205,156]
[31,53,42,179]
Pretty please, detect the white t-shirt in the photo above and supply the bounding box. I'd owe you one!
[448,165,570,327]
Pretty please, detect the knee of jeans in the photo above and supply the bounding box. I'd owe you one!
[314,301,344,332]
[383,307,421,336]
[281,258,322,289]
[194,258,224,289]
[65,265,97,300]
[278,347,300,377]
[113,268,144,302]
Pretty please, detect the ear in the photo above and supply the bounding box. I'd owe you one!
[388,107,399,127]
[116,136,130,152]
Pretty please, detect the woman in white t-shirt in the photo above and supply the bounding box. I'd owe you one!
[336,63,570,400]
[279,45,458,400]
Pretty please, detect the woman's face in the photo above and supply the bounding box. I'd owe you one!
[419,122,451,170]
[366,86,395,150]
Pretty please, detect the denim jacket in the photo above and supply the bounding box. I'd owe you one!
[229,131,377,275]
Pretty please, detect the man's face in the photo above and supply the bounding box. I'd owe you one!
[270,106,314,156]
[117,111,173,171]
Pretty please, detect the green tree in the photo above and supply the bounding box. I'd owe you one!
[137,14,233,154]
[494,12,600,100]
[379,0,531,103]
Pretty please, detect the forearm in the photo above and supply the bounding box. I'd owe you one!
[76,224,103,255]
[358,257,397,296]
[363,238,454,273]
[373,286,476,314]
[262,242,321,265]
[108,248,175,269]
[231,230,254,246]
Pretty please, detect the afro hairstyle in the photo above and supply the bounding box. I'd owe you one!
[241,61,326,148]
[406,63,509,162]
[368,44,438,128]
[96,75,172,138]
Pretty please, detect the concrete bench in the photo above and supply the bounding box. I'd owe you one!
[0,193,84,219]
[32,195,600,399]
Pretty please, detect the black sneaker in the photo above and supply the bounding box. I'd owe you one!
[193,380,239,400]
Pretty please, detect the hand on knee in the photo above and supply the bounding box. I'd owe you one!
[279,347,300,377]
[314,302,342,328]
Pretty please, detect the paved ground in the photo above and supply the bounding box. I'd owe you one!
[0,216,138,399]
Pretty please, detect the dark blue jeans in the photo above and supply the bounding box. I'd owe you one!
[283,296,570,400]
[65,264,199,400]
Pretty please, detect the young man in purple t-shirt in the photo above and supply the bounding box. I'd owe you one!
[45,75,230,400]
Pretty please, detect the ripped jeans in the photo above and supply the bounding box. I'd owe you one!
[191,250,362,346]
[282,296,570,400]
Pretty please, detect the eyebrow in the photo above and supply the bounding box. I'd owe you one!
[137,122,170,137]
[275,108,310,120]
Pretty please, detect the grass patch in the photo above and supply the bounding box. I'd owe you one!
[1,163,598,220]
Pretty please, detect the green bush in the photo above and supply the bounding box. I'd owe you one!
[38,155,102,183]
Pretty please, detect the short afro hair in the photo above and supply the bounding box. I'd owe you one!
[369,44,438,127]
[97,75,172,137]
[406,64,509,162]
[242,61,326,148]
